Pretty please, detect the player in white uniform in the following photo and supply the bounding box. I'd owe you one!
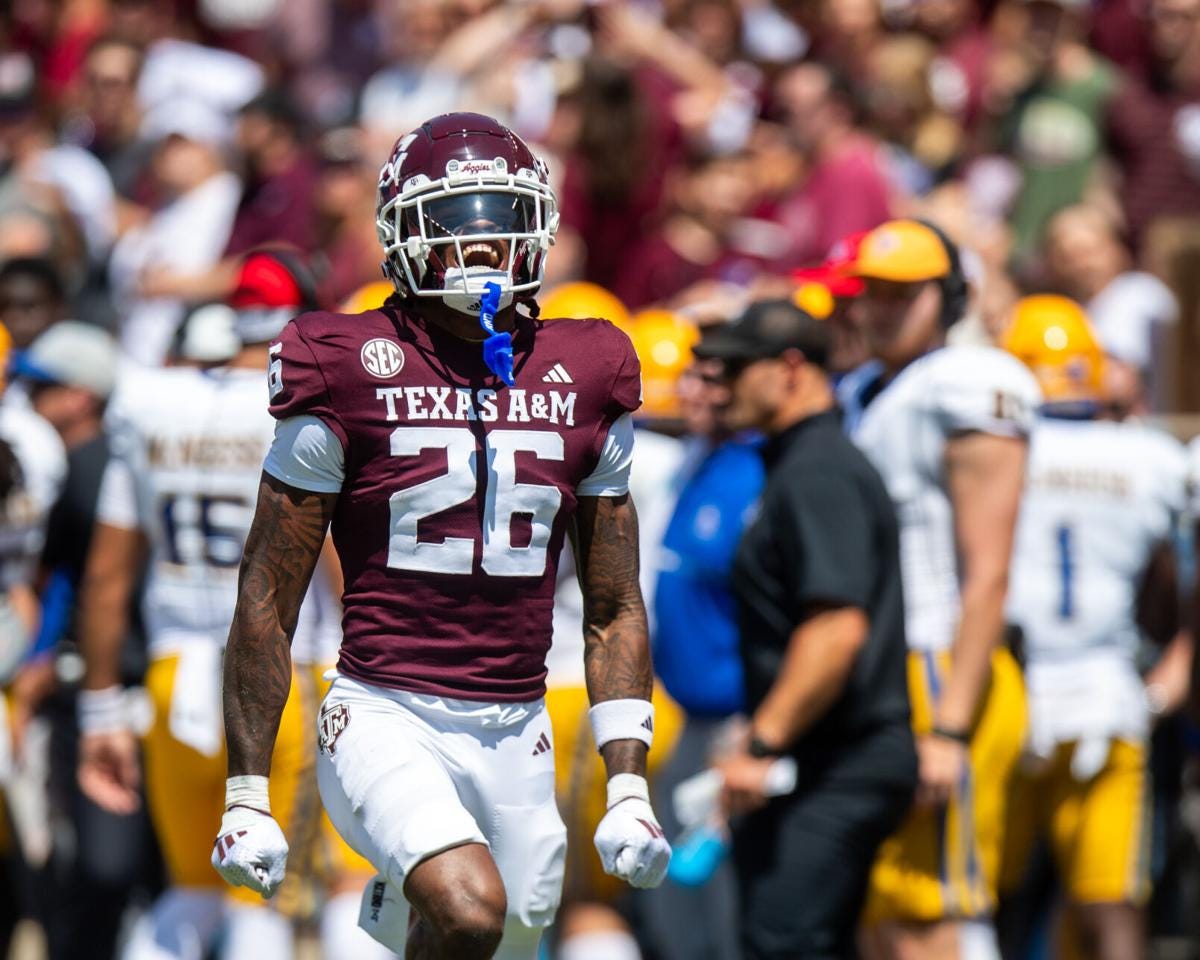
[0,393,66,678]
[843,220,1041,960]
[1001,296,1189,960]
[76,252,391,960]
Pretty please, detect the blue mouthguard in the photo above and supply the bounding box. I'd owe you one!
[478,282,514,387]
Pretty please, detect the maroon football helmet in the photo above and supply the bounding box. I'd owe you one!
[375,113,559,316]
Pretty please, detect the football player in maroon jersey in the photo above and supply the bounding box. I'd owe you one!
[210,113,671,959]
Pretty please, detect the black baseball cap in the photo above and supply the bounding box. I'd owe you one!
[693,298,830,370]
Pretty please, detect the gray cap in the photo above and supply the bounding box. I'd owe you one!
[15,321,119,398]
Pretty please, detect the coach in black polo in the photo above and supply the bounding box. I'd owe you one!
[695,299,917,960]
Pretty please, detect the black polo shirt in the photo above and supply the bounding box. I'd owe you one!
[732,408,910,771]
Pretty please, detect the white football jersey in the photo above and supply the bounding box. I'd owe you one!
[852,346,1041,652]
[0,402,66,590]
[1190,436,1200,515]
[99,366,336,661]
[1008,418,1187,663]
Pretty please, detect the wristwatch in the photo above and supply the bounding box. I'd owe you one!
[930,724,971,745]
[747,734,785,758]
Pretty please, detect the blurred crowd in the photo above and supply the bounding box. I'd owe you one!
[0,0,1195,401]
[0,0,1199,958]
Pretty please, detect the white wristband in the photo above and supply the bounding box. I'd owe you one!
[78,686,128,735]
[606,773,650,809]
[589,699,654,751]
[225,775,271,815]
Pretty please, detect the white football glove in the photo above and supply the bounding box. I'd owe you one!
[594,774,671,889]
[211,776,288,898]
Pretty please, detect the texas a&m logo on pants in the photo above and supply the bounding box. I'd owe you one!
[318,702,351,756]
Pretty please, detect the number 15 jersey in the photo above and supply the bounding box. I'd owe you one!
[266,307,642,703]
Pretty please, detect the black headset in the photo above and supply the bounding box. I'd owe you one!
[914,219,968,328]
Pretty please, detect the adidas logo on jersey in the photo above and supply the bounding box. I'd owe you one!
[542,363,573,384]
[531,731,551,756]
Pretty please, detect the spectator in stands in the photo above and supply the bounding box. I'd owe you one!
[224,89,319,256]
[110,0,264,117]
[913,0,993,130]
[108,100,241,365]
[0,258,67,350]
[556,57,684,289]
[0,51,116,271]
[74,36,152,205]
[1105,0,1200,250]
[358,0,461,153]
[983,0,1118,263]
[770,61,894,270]
[313,126,380,307]
[863,34,965,194]
[614,150,758,309]
[815,0,887,83]
[1043,204,1179,410]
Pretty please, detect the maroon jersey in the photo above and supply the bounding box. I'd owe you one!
[269,307,641,701]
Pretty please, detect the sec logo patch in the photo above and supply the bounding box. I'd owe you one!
[361,338,404,378]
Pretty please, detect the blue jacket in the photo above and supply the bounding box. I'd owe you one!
[653,437,764,717]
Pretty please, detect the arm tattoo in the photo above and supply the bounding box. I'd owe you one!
[224,473,336,777]
[575,494,653,777]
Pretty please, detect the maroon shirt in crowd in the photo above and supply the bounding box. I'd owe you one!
[771,136,893,270]
[1107,74,1200,248]
[225,156,321,255]
[558,67,684,290]
[270,308,641,701]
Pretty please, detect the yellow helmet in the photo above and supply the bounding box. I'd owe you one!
[627,310,699,419]
[339,281,394,314]
[538,282,631,330]
[1002,294,1105,404]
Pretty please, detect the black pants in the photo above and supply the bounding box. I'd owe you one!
[732,729,916,960]
[45,692,161,960]
[637,716,741,960]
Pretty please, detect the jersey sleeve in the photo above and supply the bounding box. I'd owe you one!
[94,454,144,531]
[608,328,643,419]
[576,413,634,497]
[933,349,1041,440]
[1148,434,1188,528]
[1190,438,1200,518]
[268,319,350,452]
[263,415,346,494]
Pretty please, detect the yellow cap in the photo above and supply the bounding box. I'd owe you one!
[848,219,951,282]
[1002,294,1104,404]
[539,282,631,331]
[339,281,394,314]
[792,281,835,320]
[627,310,699,419]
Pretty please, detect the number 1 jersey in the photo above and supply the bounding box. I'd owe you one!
[267,307,642,702]
[1007,417,1188,662]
